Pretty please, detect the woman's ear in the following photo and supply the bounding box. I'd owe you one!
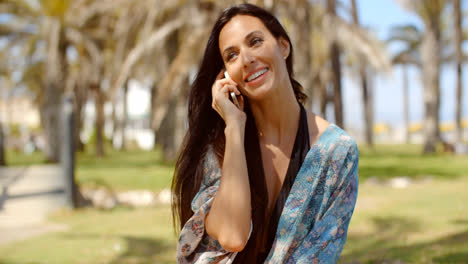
[278,37,290,59]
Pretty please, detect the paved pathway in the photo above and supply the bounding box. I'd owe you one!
[0,165,69,246]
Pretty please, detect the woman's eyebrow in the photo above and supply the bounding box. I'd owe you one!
[223,46,235,57]
[222,30,264,57]
[245,30,263,40]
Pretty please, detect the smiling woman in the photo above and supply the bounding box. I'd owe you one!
[219,16,291,103]
[171,3,359,264]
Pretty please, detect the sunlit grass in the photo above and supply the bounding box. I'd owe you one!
[0,178,466,263]
[358,144,468,180]
[340,176,468,263]
[7,144,468,188]
[0,205,177,264]
[5,149,47,166]
[6,146,175,192]
[76,147,175,192]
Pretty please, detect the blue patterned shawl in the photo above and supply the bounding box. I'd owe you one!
[177,124,359,263]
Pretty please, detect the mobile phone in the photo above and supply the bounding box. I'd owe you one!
[224,71,241,109]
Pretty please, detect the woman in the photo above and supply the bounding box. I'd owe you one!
[172,3,358,263]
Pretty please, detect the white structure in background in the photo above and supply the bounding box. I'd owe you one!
[0,96,40,128]
[80,78,155,150]
[0,94,43,151]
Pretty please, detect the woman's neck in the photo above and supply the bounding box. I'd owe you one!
[249,82,300,146]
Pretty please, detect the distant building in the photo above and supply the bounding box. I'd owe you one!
[0,96,40,129]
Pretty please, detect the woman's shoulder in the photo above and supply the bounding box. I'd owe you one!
[306,110,358,158]
[306,111,330,145]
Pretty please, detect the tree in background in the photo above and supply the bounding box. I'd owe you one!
[0,122,5,166]
[0,0,411,162]
[327,0,344,128]
[453,0,464,144]
[351,0,373,147]
[0,0,89,161]
[388,24,423,143]
[395,0,448,153]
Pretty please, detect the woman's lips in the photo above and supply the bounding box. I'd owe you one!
[245,68,269,86]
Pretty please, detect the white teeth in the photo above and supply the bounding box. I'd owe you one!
[247,68,267,82]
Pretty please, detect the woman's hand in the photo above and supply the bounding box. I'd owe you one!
[211,70,246,126]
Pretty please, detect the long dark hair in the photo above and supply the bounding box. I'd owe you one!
[172,3,307,262]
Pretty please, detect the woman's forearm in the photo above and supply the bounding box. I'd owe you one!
[205,123,251,252]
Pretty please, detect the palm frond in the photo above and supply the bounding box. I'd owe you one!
[323,13,392,72]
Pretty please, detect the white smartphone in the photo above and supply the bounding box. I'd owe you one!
[224,71,240,109]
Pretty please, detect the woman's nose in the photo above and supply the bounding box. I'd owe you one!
[241,50,255,66]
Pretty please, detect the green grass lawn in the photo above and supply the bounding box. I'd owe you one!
[358,144,468,180]
[75,148,175,192]
[6,144,468,192]
[1,145,468,263]
[340,177,468,263]
[0,205,177,264]
[6,147,175,192]
[0,177,466,264]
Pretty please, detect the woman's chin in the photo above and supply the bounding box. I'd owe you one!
[243,80,275,102]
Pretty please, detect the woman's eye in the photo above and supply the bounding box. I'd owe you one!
[250,37,263,46]
[226,52,237,61]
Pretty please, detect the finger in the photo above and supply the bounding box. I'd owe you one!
[212,79,233,95]
[213,85,232,104]
[212,78,227,97]
[238,95,245,111]
[216,78,238,88]
[219,79,241,94]
[228,85,242,96]
[216,69,225,80]
[225,77,238,86]
[233,86,241,95]
[222,84,238,97]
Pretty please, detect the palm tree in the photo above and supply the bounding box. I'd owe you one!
[0,67,5,165]
[395,0,448,153]
[351,0,374,147]
[0,122,4,166]
[388,24,423,143]
[305,1,390,135]
[321,0,391,130]
[275,0,313,106]
[454,0,464,144]
[0,0,72,162]
[98,0,189,158]
[327,0,344,128]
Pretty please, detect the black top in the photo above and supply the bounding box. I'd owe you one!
[258,104,310,262]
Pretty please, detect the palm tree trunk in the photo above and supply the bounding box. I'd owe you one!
[155,76,188,162]
[327,0,343,128]
[74,82,86,152]
[362,67,374,146]
[94,84,105,157]
[41,81,63,162]
[150,83,158,149]
[454,0,463,144]
[351,0,373,146]
[156,97,176,161]
[0,122,5,166]
[402,65,410,144]
[173,83,188,160]
[42,20,67,162]
[111,96,117,148]
[421,20,441,153]
[282,0,312,107]
[315,76,327,117]
[121,81,128,151]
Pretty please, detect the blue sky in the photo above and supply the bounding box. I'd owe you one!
[341,0,468,129]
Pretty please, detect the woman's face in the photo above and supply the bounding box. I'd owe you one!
[218,15,290,101]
